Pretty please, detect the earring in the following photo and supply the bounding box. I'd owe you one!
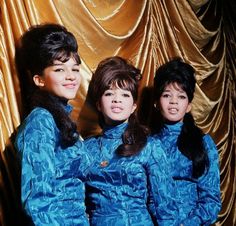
[153,103,159,110]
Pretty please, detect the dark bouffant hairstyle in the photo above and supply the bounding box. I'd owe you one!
[153,58,209,178]
[88,56,149,157]
[15,23,81,147]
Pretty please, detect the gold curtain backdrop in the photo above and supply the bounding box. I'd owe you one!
[0,0,235,225]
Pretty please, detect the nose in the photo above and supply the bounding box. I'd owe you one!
[66,70,76,80]
[170,96,178,104]
[112,94,121,103]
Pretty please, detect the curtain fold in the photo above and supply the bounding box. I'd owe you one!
[0,0,235,225]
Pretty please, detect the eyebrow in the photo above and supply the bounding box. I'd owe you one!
[163,89,185,93]
[52,62,80,66]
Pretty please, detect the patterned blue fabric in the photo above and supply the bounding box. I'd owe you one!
[154,122,221,226]
[84,122,179,226]
[15,106,90,226]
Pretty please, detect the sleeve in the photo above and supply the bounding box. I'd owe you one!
[145,138,180,226]
[16,111,67,226]
[180,134,221,225]
[68,139,92,180]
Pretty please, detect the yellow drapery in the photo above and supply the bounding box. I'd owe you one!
[0,0,235,225]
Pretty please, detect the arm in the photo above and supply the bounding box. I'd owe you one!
[67,139,92,181]
[16,109,67,226]
[180,134,221,225]
[146,138,180,226]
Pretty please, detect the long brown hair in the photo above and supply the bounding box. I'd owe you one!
[88,56,149,156]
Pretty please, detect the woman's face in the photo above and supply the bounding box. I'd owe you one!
[97,86,137,126]
[158,82,191,123]
[33,57,81,100]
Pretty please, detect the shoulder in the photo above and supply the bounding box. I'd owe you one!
[84,135,99,146]
[203,134,219,160]
[203,134,218,154]
[25,107,54,125]
[203,134,217,148]
[146,136,163,149]
[141,136,167,160]
[15,108,58,155]
[16,107,57,140]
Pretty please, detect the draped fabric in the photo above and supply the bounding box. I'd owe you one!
[0,0,235,225]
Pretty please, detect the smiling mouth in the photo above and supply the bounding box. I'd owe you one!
[63,84,77,89]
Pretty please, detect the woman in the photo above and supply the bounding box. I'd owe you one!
[151,58,221,225]
[85,56,179,226]
[14,23,90,225]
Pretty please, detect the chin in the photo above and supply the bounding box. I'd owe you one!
[64,94,77,100]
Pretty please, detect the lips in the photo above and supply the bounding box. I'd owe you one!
[63,83,77,89]
[111,105,123,113]
[168,108,178,114]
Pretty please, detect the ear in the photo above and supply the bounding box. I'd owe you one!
[186,103,192,113]
[131,103,137,114]
[154,101,158,109]
[96,101,101,112]
[33,75,45,87]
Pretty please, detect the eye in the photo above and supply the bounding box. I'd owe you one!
[103,90,113,96]
[54,68,64,72]
[179,95,187,99]
[162,93,170,98]
[72,67,80,72]
[122,93,131,97]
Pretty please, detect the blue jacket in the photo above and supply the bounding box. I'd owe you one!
[85,122,179,226]
[15,106,90,226]
[154,122,221,225]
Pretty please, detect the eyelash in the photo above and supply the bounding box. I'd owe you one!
[54,68,63,72]
[54,68,80,72]
[104,92,113,96]
[162,94,170,98]
[162,94,187,99]
[103,92,131,97]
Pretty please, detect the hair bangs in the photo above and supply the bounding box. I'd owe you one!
[110,75,138,101]
[51,51,81,65]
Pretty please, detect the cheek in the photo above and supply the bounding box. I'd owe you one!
[159,98,165,107]
[77,75,82,83]
[47,77,60,85]
[159,100,167,110]
[98,98,110,112]
[130,103,137,113]
[186,103,191,113]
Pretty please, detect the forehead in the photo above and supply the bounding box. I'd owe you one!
[52,58,79,65]
[106,86,130,92]
[164,82,185,92]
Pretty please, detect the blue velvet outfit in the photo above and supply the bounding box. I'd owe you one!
[84,122,179,226]
[15,106,91,226]
[154,122,221,225]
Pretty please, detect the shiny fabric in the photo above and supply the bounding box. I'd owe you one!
[154,122,221,225]
[0,1,235,225]
[14,106,90,226]
[85,122,179,226]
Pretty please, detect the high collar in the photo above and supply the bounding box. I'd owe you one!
[160,122,183,136]
[103,122,128,139]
